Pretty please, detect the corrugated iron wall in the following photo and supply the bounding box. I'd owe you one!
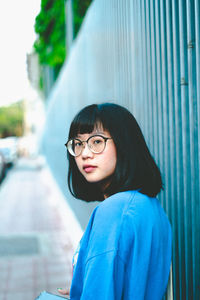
[42,0,200,298]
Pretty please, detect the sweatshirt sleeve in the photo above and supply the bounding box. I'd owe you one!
[79,251,125,300]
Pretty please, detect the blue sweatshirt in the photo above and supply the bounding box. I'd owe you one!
[70,191,172,300]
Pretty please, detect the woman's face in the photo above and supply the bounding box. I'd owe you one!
[74,127,117,186]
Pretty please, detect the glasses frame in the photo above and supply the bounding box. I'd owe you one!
[65,134,112,157]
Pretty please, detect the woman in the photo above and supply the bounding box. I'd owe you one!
[59,103,172,299]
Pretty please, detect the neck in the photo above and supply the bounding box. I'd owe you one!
[98,178,111,199]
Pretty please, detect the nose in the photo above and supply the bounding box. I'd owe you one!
[81,142,93,158]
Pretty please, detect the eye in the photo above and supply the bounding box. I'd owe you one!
[94,139,101,144]
[74,141,82,147]
[92,137,104,145]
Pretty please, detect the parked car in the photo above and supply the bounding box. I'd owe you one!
[0,137,18,167]
[0,151,6,182]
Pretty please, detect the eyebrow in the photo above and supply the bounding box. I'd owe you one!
[76,131,107,138]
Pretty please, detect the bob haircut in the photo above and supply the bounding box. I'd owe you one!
[67,103,163,202]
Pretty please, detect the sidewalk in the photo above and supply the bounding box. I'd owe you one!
[0,157,83,300]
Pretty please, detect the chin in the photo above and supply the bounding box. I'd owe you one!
[88,176,111,188]
[85,177,102,183]
[82,174,102,184]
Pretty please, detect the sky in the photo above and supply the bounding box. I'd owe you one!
[0,0,41,107]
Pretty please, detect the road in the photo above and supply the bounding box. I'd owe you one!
[0,156,82,300]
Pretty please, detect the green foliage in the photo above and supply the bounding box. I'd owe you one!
[0,102,24,138]
[33,0,92,88]
[34,0,66,68]
[73,0,93,37]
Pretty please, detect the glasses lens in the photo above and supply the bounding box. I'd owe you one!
[67,139,82,156]
[88,136,105,153]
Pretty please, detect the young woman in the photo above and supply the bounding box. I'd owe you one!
[59,103,172,299]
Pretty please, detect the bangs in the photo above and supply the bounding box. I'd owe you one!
[68,104,107,138]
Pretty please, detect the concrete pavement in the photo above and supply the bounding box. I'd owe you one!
[0,156,82,300]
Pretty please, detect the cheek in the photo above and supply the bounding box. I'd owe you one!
[103,146,117,172]
[110,155,117,172]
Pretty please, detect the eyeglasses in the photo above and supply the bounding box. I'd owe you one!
[65,134,112,157]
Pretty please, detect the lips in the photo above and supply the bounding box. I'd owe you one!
[83,165,97,173]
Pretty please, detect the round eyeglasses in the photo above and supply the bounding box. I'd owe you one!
[65,134,112,157]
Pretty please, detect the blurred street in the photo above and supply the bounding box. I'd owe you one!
[0,156,82,300]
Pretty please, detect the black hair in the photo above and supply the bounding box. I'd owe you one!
[67,103,163,201]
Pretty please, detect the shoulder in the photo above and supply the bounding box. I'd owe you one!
[122,191,170,228]
[90,190,138,225]
[92,190,163,226]
[89,190,162,238]
[97,190,136,213]
[96,190,160,219]
[90,190,170,228]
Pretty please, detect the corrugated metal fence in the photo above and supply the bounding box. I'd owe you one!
[42,0,200,298]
